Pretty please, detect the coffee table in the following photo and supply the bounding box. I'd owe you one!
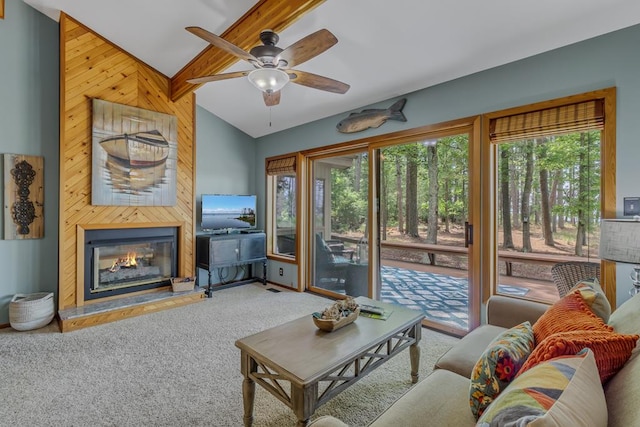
[235,297,425,426]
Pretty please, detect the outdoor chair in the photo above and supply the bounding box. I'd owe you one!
[276,235,296,256]
[315,234,354,286]
[551,261,601,297]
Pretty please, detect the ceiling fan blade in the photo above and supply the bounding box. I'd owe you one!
[278,29,338,68]
[288,69,350,94]
[263,91,281,106]
[187,70,250,85]
[186,26,262,66]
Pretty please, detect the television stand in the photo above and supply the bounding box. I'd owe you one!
[196,232,267,297]
[240,229,263,234]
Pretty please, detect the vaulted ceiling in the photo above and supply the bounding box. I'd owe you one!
[23,0,640,137]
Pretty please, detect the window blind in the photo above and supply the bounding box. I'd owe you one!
[489,99,605,143]
[266,156,296,175]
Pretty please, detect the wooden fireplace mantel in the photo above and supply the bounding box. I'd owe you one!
[58,15,199,332]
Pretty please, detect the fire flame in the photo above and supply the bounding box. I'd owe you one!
[109,252,138,272]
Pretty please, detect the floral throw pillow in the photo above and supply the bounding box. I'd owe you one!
[469,321,534,419]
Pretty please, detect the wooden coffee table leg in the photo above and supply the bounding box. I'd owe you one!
[241,352,257,427]
[292,383,317,427]
[410,323,422,383]
[410,343,420,383]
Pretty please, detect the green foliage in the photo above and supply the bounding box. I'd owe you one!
[380,134,470,231]
[276,175,296,227]
[329,155,369,232]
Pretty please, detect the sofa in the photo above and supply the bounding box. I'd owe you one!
[311,289,640,426]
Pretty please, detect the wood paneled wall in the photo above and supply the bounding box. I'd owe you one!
[59,14,195,311]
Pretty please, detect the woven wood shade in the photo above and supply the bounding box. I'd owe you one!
[266,156,296,175]
[489,99,605,143]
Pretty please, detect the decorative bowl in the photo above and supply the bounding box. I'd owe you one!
[312,308,360,332]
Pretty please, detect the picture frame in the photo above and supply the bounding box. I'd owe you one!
[91,99,178,206]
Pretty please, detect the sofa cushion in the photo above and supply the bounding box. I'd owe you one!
[370,369,476,427]
[604,351,640,427]
[519,329,638,383]
[571,278,611,323]
[308,415,349,427]
[533,291,611,344]
[477,349,607,427]
[608,292,640,336]
[435,324,506,378]
[469,321,535,419]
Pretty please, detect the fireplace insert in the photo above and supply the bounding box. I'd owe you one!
[84,227,178,300]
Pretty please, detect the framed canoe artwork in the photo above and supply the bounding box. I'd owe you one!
[3,154,44,240]
[91,99,178,206]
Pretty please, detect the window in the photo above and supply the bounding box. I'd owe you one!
[266,155,297,258]
[484,89,616,306]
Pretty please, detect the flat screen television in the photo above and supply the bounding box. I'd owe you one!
[201,194,257,231]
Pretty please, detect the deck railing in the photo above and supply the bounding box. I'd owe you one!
[334,235,599,276]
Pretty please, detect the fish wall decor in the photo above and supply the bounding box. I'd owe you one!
[336,98,407,133]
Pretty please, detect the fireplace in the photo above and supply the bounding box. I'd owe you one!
[84,227,178,301]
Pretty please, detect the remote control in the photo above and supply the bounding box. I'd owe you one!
[360,304,385,315]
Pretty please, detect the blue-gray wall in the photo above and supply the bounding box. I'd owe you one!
[255,24,640,306]
[195,105,255,233]
[0,0,59,325]
[194,105,255,286]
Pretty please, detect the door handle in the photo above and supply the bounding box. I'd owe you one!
[465,222,473,247]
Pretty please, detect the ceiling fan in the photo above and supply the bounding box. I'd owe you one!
[185,27,350,106]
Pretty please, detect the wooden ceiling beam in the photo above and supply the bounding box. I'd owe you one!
[170,0,326,102]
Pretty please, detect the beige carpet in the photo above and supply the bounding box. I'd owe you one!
[0,283,459,426]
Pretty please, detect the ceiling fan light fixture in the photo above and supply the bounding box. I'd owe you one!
[248,68,289,93]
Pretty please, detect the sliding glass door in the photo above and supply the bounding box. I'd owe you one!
[309,150,370,298]
[299,118,480,336]
[376,128,479,335]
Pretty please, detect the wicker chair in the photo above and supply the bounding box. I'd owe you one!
[550,261,601,297]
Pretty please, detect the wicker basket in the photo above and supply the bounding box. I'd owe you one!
[171,277,196,292]
[9,292,55,331]
[312,308,360,332]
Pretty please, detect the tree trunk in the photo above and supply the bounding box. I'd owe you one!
[500,146,514,248]
[575,134,588,256]
[354,154,362,192]
[443,179,450,233]
[538,139,554,246]
[381,158,387,241]
[521,140,534,252]
[405,155,419,237]
[557,170,565,229]
[426,145,438,243]
[395,158,404,234]
[511,162,521,229]
[550,171,559,233]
